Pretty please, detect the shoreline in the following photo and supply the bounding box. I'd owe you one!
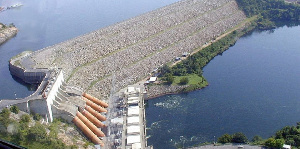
[143,16,257,100]
[145,84,209,100]
[146,85,189,100]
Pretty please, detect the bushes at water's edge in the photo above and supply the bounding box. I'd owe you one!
[173,25,254,75]
[218,132,248,144]
[274,122,300,147]
[214,122,300,148]
[236,0,300,29]
[158,21,256,92]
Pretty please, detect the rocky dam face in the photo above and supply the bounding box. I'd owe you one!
[19,0,246,100]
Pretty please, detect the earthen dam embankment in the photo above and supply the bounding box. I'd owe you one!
[16,0,247,100]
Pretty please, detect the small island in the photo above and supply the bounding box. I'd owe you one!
[0,23,18,45]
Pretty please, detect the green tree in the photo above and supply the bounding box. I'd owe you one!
[10,106,19,114]
[252,135,263,143]
[232,132,248,143]
[296,122,300,129]
[0,108,11,127]
[33,113,42,121]
[273,123,300,147]
[8,23,15,27]
[179,77,189,85]
[265,138,276,148]
[28,123,47,141]
[164,73,174,85]
[252,135,264,145]
[160,64,172,75]
[20,114,31,124]
[265,138,284,148]
[14,122,29,145]
[218,134,232,143]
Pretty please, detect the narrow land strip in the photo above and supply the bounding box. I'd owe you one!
[0,23,18,45]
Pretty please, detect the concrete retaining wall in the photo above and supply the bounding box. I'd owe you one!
[15,101,29,113]
[5,60,77,123]
[9,62,46,84]
[28,99,49,116]
[52,105,75,123]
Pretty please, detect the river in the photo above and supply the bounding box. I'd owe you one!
[146,26,300,149]
[0,0,180,99]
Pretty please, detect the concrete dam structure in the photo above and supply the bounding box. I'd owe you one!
[2,52,109,147]
[3,0,248,148]
[2,64,109,147]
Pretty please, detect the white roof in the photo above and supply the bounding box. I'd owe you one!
[149,77,157,82]
[127,125,140,134]
[128,96,139,101]
[132,143,142,149]
[127,116,139,124]
[127,135,141,145]
[111,117,123,124]
[128,100,139,104]
[128,96,139,104]
[283,144,291,149]
[128,87,135,93]
[128,106,139,116]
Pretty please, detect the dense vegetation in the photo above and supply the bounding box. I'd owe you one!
[216,123,300,148]
[274,122,300,147]
[218,132,248,144]
[237,0,300,20]
[236,0,300,29]
[0,108,77,149]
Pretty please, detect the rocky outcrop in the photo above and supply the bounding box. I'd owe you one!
[146,85,188,99]
[0,24,18,45]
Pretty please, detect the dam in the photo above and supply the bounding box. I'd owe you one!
[1,0,248,148]
[24,0,246,99]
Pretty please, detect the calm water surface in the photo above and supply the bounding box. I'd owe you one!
[146,26,300,149]
[0,0,180,99]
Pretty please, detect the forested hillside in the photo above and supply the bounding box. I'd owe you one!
[237,0,300,20]
[237,0,300,29]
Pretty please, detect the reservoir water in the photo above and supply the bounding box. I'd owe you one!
[146,26,300,149]
[0,0,180,99]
